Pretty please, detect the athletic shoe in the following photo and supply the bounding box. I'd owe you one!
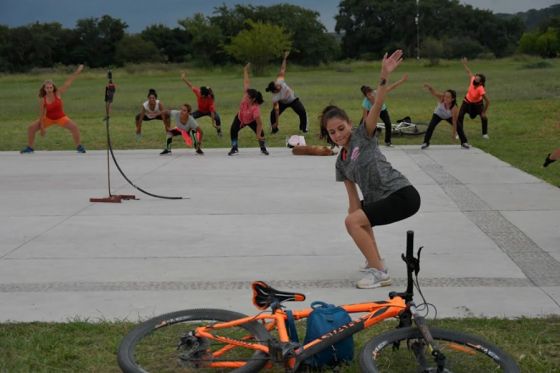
[461,143,471,149]
[20,146,34,154]
[356,268,392,289]
[455,134,459,140]
[385,142,393,147]
[261,148,269,155]
[543,153,555,167]
[482,134,490,139]
[217,128,222,137]
[196,148,204,155]
[228,147,239,156]
[359,258,386,272]
[160,149,171,155]
[421,143,429,149]
[76,144,86,153]
[271,126,279,134]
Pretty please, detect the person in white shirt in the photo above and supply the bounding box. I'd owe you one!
[160,103,204,155]
[265,51,308,134]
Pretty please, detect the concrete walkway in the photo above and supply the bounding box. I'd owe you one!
[1,146,559,322]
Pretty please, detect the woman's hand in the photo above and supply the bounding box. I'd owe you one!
[381,49,403,77]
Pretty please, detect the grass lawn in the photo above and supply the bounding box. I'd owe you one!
[0,57,559,371]
[0,317,559,372]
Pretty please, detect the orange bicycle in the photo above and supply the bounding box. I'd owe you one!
[117,231,519,372]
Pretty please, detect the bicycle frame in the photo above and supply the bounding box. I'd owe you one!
[193,231,420,371]
[194,297,407,369]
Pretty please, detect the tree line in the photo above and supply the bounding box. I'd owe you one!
[0,1,558,73]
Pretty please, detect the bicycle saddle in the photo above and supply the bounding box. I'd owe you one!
[251,281,306,310]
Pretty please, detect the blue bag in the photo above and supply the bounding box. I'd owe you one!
[303,301,354,368]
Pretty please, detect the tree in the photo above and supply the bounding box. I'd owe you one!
[335,0,524,60]
[224,20,292,74]
[141,24,191,63]
[115,35,162,65]
[422,37,443,65]
[70,15,127,67]
[211,4,338,65]
[178,13,225,65]
[536,28,560,57]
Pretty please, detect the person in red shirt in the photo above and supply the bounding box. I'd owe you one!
[228,63,268,156]
[456,57,491,148]
[181,72,222,137]
[543,148,560,167]
[20,65,86,154]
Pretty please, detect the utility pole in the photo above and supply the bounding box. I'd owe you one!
[415,0,420,60]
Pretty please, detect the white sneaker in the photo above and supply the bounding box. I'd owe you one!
[359,258,386,272]
[455,134,459,140]
[356,268,392,289]
[482,134,489,139]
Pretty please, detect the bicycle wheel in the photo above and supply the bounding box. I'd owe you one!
[396,122,428,136]
[359,326,519,372]
[118,308,271,373]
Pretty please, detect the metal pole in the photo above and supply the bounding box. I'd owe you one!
[416,0,420,60]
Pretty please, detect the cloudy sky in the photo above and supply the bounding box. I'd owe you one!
[0,0,558,33]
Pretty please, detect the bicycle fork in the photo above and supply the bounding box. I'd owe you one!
[410,305,447,372]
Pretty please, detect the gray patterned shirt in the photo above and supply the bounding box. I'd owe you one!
[335,124,411,203]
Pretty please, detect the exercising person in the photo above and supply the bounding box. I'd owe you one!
[543,148,560,167]
[360,74,407,146]
[265,51,308,134]
[20,64,86,154]
[135,89,170,140]
[319,50,421,289]
[228,63,268,156]
[420,84,461,149]
[181,72,222,137]
[456,57,490,147]
[160,104,204,155]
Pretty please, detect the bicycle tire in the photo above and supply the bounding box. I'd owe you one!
[359,326,519,372]
[395,122,428,136]
[117,308,271,373]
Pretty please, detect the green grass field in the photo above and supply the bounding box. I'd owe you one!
[0,317,559,372]
[1,57,559,371]
[1,56,559,186]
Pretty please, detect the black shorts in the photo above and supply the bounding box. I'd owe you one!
[361,185,421,226]
[135,113,163,121]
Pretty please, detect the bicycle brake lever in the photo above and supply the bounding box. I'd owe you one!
[414,246,423,276]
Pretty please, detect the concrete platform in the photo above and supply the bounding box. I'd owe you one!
[1,146,559,322]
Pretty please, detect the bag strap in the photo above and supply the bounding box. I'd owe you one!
[310,301,331,309]
[285,309,299,343]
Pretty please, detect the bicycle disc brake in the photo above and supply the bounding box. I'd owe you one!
[177,331,212,368]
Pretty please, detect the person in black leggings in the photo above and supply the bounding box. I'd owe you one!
[319,51,420,289]
[456,58,490,147]
[265,51,308,134]
[420,84,461,149]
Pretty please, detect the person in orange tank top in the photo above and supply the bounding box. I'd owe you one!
[20,64,86,153]
[455,58,491,148]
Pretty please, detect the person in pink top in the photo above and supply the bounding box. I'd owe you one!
[228,63,268,156]
[456,57,491,148]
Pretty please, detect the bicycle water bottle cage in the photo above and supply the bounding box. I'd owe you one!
[251,281,306,310]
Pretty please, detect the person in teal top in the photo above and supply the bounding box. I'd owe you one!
[320,51,420,289]
[360,74,407,146]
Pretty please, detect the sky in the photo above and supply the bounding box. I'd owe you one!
[0,0,558,33]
